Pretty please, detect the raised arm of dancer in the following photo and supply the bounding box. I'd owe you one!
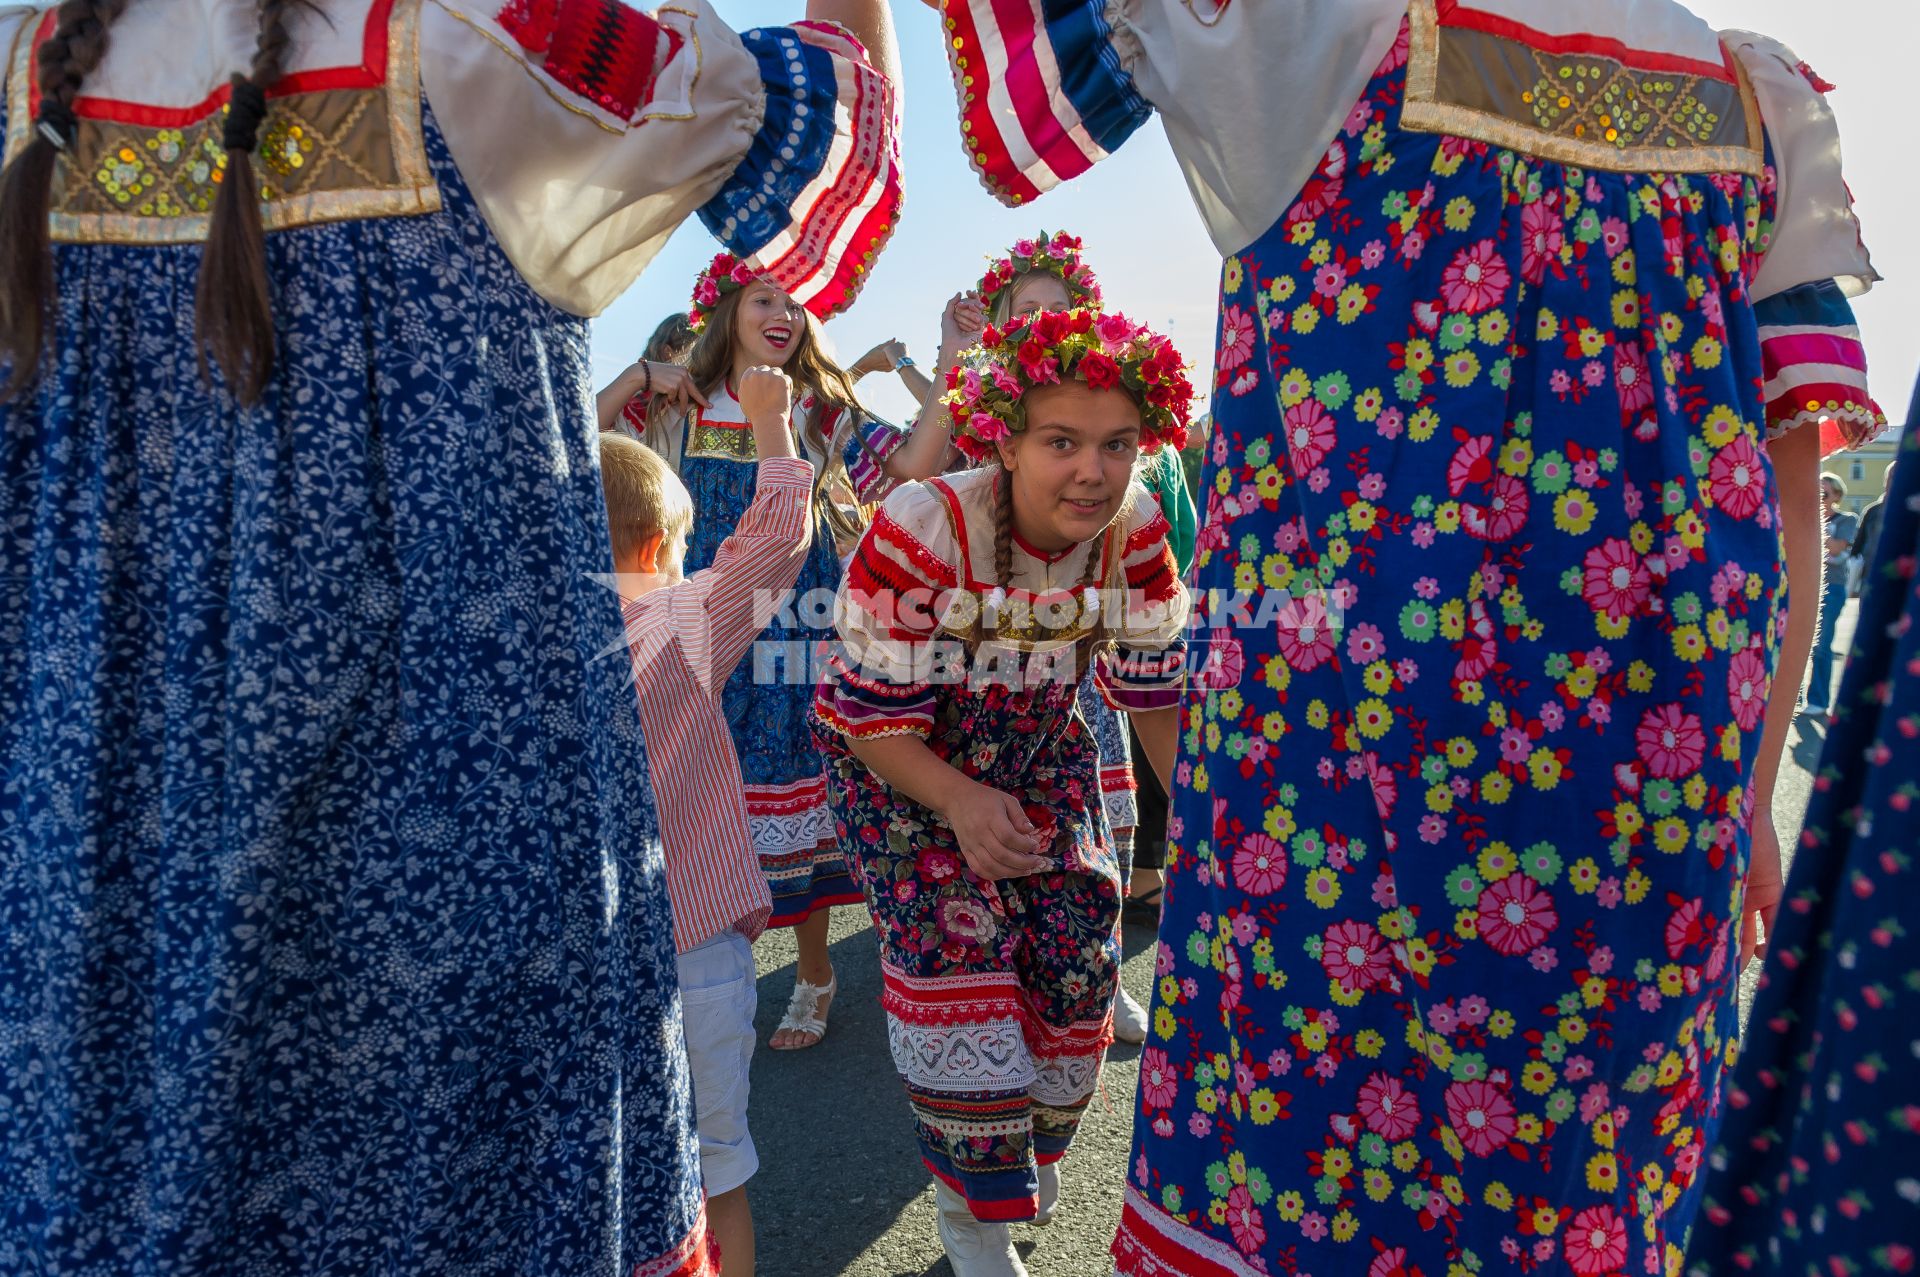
[806,0,899,87]
[885,291,986,481]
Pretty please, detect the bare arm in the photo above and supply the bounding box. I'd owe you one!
[894,361,935,405]
[595,362,649,432]
[885,292,986,482]
[846,734,1048,881]
[849,339,937,418]
[595,360,709,433]
[1742,424,1822,964]
[806,0,899,86]
[1753,426,1821,812]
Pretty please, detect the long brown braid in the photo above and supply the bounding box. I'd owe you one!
[195,0,314,403]
[0,0,133,398]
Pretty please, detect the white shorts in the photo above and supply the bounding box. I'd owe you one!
[677,929,759,1196]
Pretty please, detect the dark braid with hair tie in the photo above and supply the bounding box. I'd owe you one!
[34,97,79,149]
[222,75,269,152]
[194,0,313,404]
[0,0,132,397]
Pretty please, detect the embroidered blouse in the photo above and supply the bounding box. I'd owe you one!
[0,0,902,320]
[816,466,1192,744]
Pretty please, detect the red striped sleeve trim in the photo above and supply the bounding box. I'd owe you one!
[749,22,903,322]
[1123,507,1173,556]
[942,0,1044,206]
[872,511,960,588]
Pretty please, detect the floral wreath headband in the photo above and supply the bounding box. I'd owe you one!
[977,231,1102,315]
[942,308,1195,463]
[687,251,765,334]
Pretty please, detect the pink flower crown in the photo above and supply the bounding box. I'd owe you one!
[941,308,1195,463]
[687,251,762,333]
[978,231,1102,315]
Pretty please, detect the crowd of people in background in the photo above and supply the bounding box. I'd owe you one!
[1,2,1914,1277]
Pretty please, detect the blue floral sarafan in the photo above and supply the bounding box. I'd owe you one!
[931,2,1883,1275]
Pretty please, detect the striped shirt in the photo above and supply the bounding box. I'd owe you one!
[624,457,814,954]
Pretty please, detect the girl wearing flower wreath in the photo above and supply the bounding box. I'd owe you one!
[912,230,1104,466]
[814,308,1193,1275]
[633,253,950,1051]
[910,233,1198,1047]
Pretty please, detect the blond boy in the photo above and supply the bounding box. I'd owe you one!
[601,366,811,1277]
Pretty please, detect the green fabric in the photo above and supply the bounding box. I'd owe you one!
[1141,446,1198,574]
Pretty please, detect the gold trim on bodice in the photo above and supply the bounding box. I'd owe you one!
[1401,0,1763,176]
[3,0,440,244]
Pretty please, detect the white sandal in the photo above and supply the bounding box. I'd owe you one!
[770,971,836,1051]
[1112,986,1150,1045]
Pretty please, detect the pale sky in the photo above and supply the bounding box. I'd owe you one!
[593,2,1917,428]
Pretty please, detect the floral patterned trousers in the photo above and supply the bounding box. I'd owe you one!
[850,846,1121,1222]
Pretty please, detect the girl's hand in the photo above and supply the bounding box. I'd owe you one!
[1741,807,1784,969]
[737,365,794,426]
[938,291,987,362]
[852,339,909,378]
[941,780,1047,881]
[644,361,709,414]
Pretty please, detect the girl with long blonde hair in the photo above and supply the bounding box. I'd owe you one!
[631,255,945,1050]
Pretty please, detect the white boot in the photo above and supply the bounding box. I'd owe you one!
[1032,1161,1061,1227]
[934,1181,1029,1277]
[1112,985,1150,1045]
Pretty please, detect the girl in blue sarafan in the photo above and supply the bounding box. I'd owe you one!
[630,252,952,1052]
[919,2,1884,1275]
[0,0,900,1273]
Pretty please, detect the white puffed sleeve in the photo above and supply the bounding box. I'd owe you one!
[1725,30,1877,303]
[814,480,963,741]
[421,0,900,318]
[1723,31,1884,451]
[933,0,1401,255]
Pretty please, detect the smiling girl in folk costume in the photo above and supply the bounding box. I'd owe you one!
[814,308,1193,1275]
[910,232,1195,1046]
[641,254,942,1050]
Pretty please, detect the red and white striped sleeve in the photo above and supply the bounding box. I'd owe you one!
[813,482,958,741]
[1097,485,1190,713]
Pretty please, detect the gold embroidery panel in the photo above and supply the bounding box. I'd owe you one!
[1402,0,1763,177]
[685,419,760,462]
[3,0,440,244]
